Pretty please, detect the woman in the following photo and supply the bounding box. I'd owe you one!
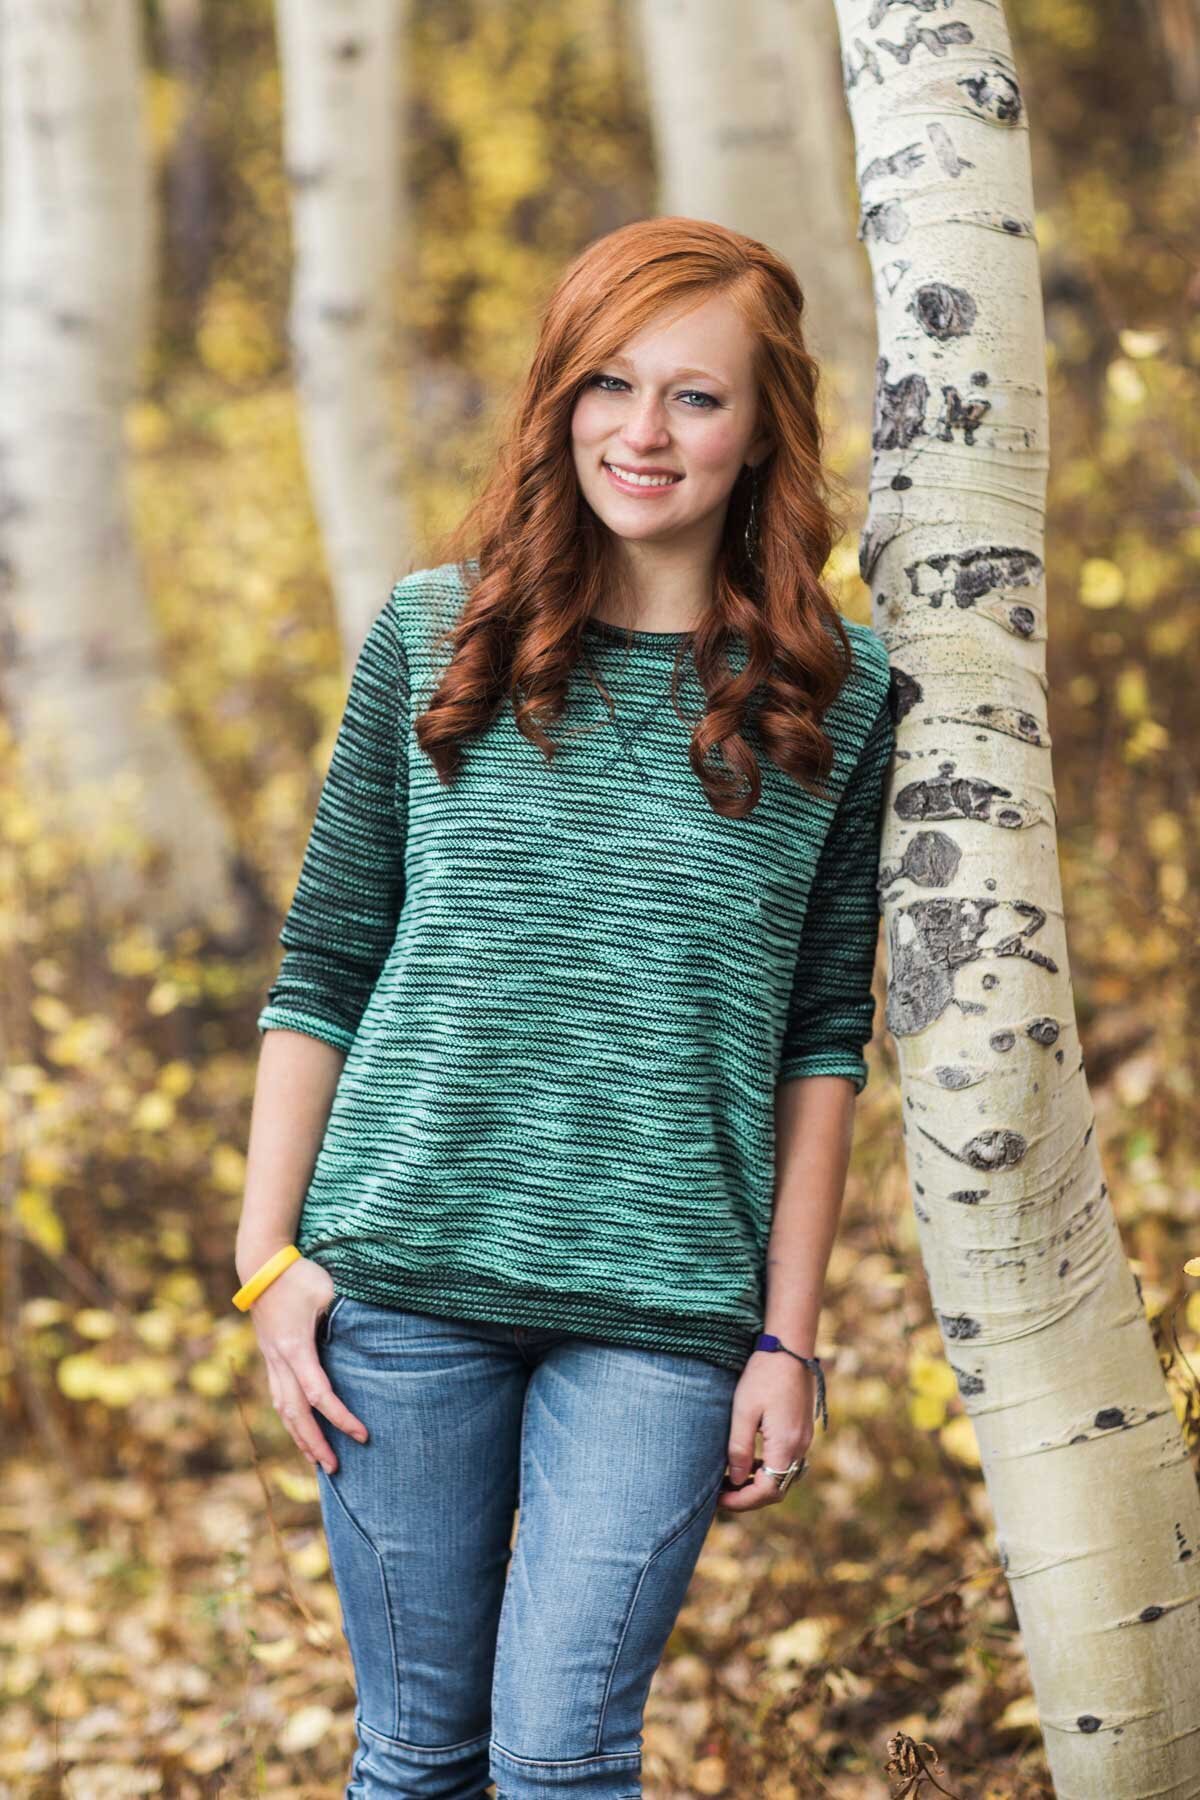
[234,215,896,1799]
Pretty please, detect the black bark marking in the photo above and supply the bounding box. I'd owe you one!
[893,828,961,888]
[876,20,974,67]
[887,897,990,1035]
[1058,1258,1070,1276]
[1077,1715,1102,1733]
[982,972,999,988]
[938,1312,981,1340]
[862,199,911,245]
[867,0,948,25]
[1174,1522,1193,1561]
[890,665,921,721]
[888,893,1057,1037]
[911,281,977,341]
[861,141,928,186]
[989,1030,1016,1051]
[874,360,928,450]
[993,903,1059,973]
[959,68,1023,126]
[937,383,991,446]
[952,1365,985,1397]
[1028,1017,1060,1046]
[959,1128,1028,1170]
[935,1064,974,1088]
[843,37,884,92]
[917,1120,1028,1171]
[929,121,972,179]
[949,1189,988,1205]
[972,702,1045,745]
[894,772,1022,825]
[1138,1605,1165,1622]
[1010,605,1037,637]
[905,544,1043,609]
[1095,1407,1126,1429]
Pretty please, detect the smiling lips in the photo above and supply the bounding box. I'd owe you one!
[603,459,685,495]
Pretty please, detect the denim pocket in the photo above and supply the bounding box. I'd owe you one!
[318,1293,349,1347]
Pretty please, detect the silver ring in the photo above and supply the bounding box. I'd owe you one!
[762,1455,806,1495]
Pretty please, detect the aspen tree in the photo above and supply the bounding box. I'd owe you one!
[635,0,876,439]
[274,0,413,663]
[0,0,249,931]
[831,1,1200,1790]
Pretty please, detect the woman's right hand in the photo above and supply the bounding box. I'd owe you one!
[246,1256,369,1473]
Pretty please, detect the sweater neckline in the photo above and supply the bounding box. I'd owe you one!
[582,616,697,651]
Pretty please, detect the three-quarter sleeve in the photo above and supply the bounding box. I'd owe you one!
[777,669,896,1093]
[257,596,410,1053]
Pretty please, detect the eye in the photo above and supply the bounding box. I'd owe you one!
[588,374,719,409]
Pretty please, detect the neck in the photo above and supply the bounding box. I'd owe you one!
[600,537,717,633]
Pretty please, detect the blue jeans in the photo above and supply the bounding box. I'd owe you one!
[314,1294,741,1798]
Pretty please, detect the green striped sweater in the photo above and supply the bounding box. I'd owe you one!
[257,562,895,1371]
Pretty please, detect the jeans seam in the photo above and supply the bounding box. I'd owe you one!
[491,1740,642,1770]
[319,1464,401,1739]
[359,1715,491,1755]
[594,1466,724,1754]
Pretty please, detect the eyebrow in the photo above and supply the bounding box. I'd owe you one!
[607,353,729,386]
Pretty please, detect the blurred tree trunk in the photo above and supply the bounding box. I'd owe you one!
[633,0,875,447]
[274,0,413,664]
[0,0,253,938]
[832,0,1200,1790]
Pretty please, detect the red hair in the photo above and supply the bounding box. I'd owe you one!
[416,215,857,819]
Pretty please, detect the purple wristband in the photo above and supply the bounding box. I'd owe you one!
[752,1332,829,1431]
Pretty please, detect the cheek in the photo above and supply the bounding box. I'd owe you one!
[686,422,747,478]
[570,394,605,446]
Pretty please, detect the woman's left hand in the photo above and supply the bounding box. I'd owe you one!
[716,1352,816,1511]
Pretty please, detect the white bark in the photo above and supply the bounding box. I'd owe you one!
[634,0,876,442]
[274,0,412,665]
[0,0,250,935]
[831,1,1200,1791]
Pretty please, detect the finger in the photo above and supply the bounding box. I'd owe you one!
[717,1463,775,1511]
[725,1405,761,1487]
[274,1362,340,1472]
[296,1348,370,1446]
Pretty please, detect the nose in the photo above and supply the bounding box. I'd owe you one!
[620,398,671,453]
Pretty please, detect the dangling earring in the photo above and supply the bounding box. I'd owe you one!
[743,462,761,563]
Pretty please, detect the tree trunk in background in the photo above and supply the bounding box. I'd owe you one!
[633,0,876,448]
[0,0,252,938]
[274,0,413,665]
[831,1,1200,1790]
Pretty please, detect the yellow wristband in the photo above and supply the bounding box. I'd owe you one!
[233,1243,301,1311]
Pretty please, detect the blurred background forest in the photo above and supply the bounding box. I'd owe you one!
[1,0,1199,1795]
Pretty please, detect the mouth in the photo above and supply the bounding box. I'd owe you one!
[602,460,685,495]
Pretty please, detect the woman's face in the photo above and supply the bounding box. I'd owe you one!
[570,290,773,556]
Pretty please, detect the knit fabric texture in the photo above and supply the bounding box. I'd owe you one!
[257,562,896,1372]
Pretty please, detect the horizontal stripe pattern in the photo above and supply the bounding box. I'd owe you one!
[258,563,894,1371]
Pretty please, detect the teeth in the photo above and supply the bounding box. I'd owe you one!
[605,462,681,488]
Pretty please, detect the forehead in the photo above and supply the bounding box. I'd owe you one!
[605,294,754,385]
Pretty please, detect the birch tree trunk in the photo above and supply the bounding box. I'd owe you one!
[634,0,876,444]
[830,1,1200,1790]
[0,0,252,937]
[274,0,412,665]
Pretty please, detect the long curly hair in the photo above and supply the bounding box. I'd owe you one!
[416,214,858,819]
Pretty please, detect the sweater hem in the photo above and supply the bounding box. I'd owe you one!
[307,1253,759,1374]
